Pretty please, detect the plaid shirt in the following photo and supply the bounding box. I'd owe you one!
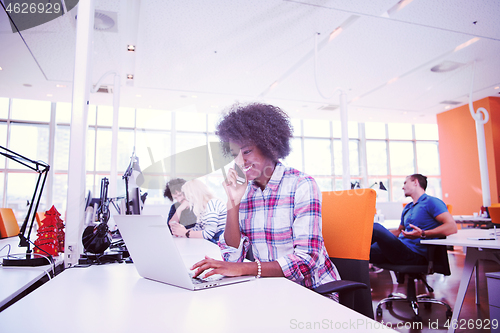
[219,163,340,289]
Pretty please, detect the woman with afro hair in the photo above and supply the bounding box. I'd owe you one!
[191,103,340,290]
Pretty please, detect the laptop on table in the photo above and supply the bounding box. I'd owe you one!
[114,215,254,290]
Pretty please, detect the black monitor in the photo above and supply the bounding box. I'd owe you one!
[128,187,145,215]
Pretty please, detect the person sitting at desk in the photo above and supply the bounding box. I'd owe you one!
[164,178,197,228]
[169,179,227,244]
[370,174,457,265]
[191,102,340,289]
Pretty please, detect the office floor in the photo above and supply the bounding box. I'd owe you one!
[370,247,499,333]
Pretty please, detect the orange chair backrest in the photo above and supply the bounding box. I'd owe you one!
[36,212,46,227]
[446,204,453,214]
[489,206,500,225]
[0,208,20,238]
[322,189,377,261]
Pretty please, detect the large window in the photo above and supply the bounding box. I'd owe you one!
[0,98,442,221]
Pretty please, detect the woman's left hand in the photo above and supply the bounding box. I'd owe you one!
[191,256,246,278]
[170,222,188,237]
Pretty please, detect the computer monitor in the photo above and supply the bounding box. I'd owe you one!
[128,187,145,215]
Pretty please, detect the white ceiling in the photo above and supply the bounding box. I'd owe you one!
[1,0,500,124]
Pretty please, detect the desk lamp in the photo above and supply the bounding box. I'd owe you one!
[370,182,387,191]
[1,145,51,267]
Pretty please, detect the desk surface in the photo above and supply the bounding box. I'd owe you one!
[0,235,61,309]
[421,228,500,249]
[0,238,393,333]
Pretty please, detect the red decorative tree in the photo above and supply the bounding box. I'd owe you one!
[34,206,65,256]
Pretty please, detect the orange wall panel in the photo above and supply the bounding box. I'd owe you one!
[437,97,499,215]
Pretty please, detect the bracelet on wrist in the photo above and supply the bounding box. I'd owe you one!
[255,258,261,279]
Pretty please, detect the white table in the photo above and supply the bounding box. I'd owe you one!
[422,228,500,333]
[0,235,62,310]
[0,238,394,332]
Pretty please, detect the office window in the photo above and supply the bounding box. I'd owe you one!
[119,107,135,128]
[289,118,302,137]
[9,123,50,164]
[207,113,220,133]
[391,178,407,203]
[416,142,440,175]
[0,172,3,205]
[365,122,386,139]
[303,119,330,137]
[136,109,171,130]
[6,173,48,217]
[315,177,333,192]
[366,141,387,175]
[333,140,360,176]
[136,130,171,167]
[0,97,9,118]
[11,99,51,122]
[415,124,439,140]
[389,141,415,175]
[303,138,332,176]
[54,125,71,171]
[332,121,359,138]
[56,102,72,124]
[88,105,97,126]
[117,129,135,172]
[52,174,68,214]
[96,106,114,127]
[283,137,303,171]
[87,128,96,172]
[388,123,412,140]
[176,112,206,132]
[0,122,6,147]
[95,128,112,171]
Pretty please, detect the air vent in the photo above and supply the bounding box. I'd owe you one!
[74,10,118,33]
[318,104,339,111]
[440,100,461,105]
[94,85,113,94]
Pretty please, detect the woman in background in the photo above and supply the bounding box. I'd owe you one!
[169,179,227,243]
[164,178,197,228]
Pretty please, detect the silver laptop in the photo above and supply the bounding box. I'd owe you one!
[114,215,254,290]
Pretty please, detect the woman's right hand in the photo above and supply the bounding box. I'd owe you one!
[223,166,247,209]
[177,199,190,213]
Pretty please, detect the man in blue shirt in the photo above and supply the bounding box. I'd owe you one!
[370,174,457,265]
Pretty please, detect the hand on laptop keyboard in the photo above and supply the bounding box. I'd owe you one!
[189,269,224,282]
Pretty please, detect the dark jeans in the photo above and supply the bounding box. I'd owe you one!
[370,223,427,265]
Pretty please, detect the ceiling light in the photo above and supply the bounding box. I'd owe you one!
[127,45,136,52]
[495,86,499,90]
[431,61,464,73]
[135,94,142,97]
[0,67,3,70]
[270,81,279,89]
[387,77,398,84]
[329,27,343,41]
[56,84,66,88]
[47,94,53,97]
[454,37,480,52]
[444,105,451,110]
[127,74,134,80]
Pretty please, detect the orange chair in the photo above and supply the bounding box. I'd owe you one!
[446,204,453,214]
[36,212,46,227]
[0,208,20,239]
[489,206,500,225]
[314,188,377,318]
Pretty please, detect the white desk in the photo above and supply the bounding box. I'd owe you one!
[422,228,500,333]
[0,235,62,310]
[0,238,394,333]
